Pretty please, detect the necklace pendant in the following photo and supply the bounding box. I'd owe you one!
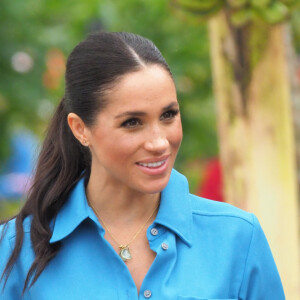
[119,245,132,262]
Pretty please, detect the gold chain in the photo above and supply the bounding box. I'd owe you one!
[88,200,159,249]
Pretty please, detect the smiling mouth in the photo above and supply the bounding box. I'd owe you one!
[137,159,167,168]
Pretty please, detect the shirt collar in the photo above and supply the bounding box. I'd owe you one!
[155,169,193,247]
[49,178,89,243]
[50,169,193,246]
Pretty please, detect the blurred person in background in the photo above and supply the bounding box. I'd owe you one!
[0,32,284,299]
[0,129,38,201]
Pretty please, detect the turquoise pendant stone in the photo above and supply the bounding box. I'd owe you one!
[120,246,132,262]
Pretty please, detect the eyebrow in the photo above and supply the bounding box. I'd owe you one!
[114,101,179,119]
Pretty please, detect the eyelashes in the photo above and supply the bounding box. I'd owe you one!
[160,109,179,121]
[121,118,142,128]
[121,109,179,128]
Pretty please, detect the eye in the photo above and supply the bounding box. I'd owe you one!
[121,118,142,128]
[160,109,179,121]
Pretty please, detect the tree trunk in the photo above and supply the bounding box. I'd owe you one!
[209,11,300,299]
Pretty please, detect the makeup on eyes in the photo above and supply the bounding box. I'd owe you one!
[115,101,179,119]
[160,109,179,120]
[120,108,180,128]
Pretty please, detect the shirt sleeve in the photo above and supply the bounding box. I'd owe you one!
[0,223,23,299]
[238,214,285,300]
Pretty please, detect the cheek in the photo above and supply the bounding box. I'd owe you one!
[105,134,141,161]
[169,120,183,149]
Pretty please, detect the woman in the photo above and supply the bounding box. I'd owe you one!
[0,32,284,299]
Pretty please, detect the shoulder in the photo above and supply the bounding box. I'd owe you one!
[187,194,284,298]
[0,216,34,275]
[188,193,259,246]
[0,219,16,245]
[0,216,31,242]
[0,217,32,297]
[168,169,256,232]
[0,217,32,257]
[188,194,263,262]
[189,193,254,225]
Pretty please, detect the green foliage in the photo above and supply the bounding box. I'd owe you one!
[171,0,224,17]
[173,0,300,26]
[256,2,289,23]
[172,0,224,15]
[0,0,102,162]
[228,0,249,8]
[0,201,22,221]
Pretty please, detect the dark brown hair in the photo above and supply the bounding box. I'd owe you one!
[0,31,171,293]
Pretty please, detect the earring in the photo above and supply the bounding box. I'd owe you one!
[82,140,89,147]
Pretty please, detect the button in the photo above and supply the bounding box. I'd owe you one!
[150,228,158,236]
[144,289,152,298]
[161,242,168,250]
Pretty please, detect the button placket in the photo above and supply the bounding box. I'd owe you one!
[142,232,175,300]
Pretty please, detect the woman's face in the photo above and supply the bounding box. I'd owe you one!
[85,64,182,194]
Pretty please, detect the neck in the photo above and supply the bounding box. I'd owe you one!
[86,173,160,226]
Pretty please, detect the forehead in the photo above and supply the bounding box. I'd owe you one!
[103,65,177,112]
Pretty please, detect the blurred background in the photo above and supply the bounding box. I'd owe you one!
[1,0,300,298]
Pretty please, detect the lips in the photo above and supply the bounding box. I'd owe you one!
[137,160,166,168]
[136,155,170,175]
[136,155,169,167]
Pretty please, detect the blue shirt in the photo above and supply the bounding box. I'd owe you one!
[0,170,285,299]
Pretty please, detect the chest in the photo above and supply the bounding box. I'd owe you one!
[105,230,157,295]
[20,223,245,300]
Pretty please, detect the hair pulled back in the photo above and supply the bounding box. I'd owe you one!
[0,31,171,293]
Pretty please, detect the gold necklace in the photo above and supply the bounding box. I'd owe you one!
[88,200,159,262]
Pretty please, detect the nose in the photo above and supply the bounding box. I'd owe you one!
[144,132,169,154]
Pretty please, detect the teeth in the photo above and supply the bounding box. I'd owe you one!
[138,160,166,168]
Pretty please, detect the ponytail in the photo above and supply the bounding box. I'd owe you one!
[1,97,91,293]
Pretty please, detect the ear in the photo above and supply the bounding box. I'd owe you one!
[67,113,89,146]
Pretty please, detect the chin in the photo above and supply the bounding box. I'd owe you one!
[137,176,171,194]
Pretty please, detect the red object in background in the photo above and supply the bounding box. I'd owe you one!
[196,158,224,202]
